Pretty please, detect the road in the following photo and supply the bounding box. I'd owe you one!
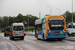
[0,34,19,50]
[0,33,75,50]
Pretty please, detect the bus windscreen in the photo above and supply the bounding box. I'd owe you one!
[48,19,64,30]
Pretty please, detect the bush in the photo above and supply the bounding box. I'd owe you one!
[25,26,35,31]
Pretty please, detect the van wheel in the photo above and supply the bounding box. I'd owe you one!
[11,37,14,40]
[21,37,24,40]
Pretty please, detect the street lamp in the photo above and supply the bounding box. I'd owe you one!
[72,0,73,28]
[56,8,60,15]
[28,11,31,31]
[28,11,29,31]
[47,6,52,15]
[8,17,9,26]
[39,12,41,19]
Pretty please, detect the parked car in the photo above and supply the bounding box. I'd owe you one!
[67,28,75,36]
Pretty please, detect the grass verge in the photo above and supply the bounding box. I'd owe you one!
[0,31,4,33]
[26,30,35,32]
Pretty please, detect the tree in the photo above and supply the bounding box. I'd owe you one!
[62,11,75,22]
[0,19,2,28]
[2,16,8,28]
[16,13,24,22]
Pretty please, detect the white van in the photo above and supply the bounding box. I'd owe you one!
[9,23,26,40]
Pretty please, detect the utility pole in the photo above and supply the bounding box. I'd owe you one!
[47,6,52,15]
[39,12,41,18]
[8,17,9,26]
[72,0,73,28]
[28,11,29,31]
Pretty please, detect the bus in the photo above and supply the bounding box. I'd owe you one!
[35,16,67,41]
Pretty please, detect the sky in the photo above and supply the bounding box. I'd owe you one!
[0,0,75,18]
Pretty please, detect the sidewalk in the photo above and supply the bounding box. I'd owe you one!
[26,32,35,36]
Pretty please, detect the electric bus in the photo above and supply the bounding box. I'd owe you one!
[35,16,67,41]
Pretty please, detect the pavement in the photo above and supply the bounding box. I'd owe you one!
[26,32,75,41]
[0,35,19,50]
[26,32,35,36]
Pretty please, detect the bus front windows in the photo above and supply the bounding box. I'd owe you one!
[48,19,64,30]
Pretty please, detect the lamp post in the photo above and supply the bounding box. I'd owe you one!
[47,6,52,15]
[56,8,60,15]
[39,12,41,19]
[28,11,31,31]
[72,0,73,28]
[28,11,29,31]
[8,17,9,26]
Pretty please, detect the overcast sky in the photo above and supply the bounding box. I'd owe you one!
[0,0,75,18]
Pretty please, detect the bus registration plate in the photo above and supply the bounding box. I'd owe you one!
[14,35,18,36]
[55,37,59,38]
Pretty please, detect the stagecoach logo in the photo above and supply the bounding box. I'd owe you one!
[55,21,57,22]
[60,31,63,34]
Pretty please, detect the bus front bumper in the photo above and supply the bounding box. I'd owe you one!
[47,34,67,39]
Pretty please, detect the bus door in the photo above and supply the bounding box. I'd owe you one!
[35,24,42,39]
[42,23,46,39]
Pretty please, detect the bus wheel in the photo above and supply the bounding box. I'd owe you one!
[43,34,45,41]
[37,35,40,40]
[57,39,63,41]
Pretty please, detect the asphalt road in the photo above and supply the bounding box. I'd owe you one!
[0,33,75,50]
[0,34,19,50]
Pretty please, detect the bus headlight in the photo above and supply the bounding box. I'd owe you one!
[46,30,49,34]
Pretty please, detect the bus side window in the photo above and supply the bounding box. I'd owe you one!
[42,23,46,29]
[38,24,42,31]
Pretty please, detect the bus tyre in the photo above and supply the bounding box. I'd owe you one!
[58,39,62,41]
[37,35,40,40]
[43,34,45,41]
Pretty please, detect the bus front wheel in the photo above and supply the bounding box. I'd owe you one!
[43,34,45,41]
[57,39,63,41]
[37,34,40,40]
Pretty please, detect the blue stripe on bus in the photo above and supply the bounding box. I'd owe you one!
[47,30,67,39]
